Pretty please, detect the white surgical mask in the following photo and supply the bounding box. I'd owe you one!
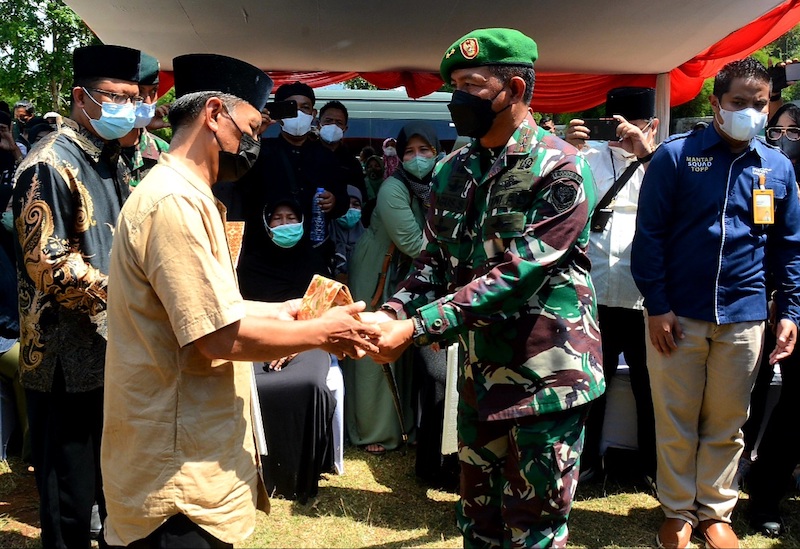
[82,90,136,140]
[281,111,314,137]
[319,124,344,144]
[716,106,767,142]
[133,102,157,129]
[383,146,397,157]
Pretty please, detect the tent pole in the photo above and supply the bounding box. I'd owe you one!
[656,72,671,143]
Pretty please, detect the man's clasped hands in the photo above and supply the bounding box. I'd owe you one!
[275,299,416,365]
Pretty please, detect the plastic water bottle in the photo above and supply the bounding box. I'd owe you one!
[310,187,327,244]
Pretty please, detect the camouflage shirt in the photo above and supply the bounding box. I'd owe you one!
[125,129,169,188]
[12,118,131,392]
[385,114,604,421]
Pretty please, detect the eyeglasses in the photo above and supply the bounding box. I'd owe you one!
[766,126,800,141]
[84,87,143,105]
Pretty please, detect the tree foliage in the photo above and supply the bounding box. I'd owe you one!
[0,0,98,113]
[342,77,378,91]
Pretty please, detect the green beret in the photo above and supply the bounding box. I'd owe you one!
[139,52,160,85]
[440,28,538,82]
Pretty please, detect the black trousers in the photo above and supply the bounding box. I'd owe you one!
[747,328,800,513]
[115,514,232,549]
[26,367,106,549]
[583,306,656,477]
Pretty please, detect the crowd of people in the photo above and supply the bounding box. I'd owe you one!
[0,24,800,549]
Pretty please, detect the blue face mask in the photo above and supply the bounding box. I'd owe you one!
[82,88,136,140]
[402,154,436,179]
[268,222,304,248]
[133,101,157,129]
[336,207,362,229]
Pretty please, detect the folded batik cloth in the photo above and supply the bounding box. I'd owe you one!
[298,274,358,320]
[225,221,245,266]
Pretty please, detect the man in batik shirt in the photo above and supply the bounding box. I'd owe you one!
[11,44,141,548]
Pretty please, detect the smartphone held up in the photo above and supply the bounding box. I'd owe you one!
[582,118,621,141]
[263,100,298,120]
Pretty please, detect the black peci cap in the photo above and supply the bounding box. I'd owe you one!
[172,54,273,111]
[73,45,141,83]
[275,81,315,104]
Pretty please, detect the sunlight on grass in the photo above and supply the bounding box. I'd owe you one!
[241,447,461,548]
[239,447,800,548]
[2,450,798,548]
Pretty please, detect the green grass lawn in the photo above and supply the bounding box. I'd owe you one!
[245,447,800,548]
[3,448,800,548]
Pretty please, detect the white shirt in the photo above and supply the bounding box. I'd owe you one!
[584,142,645,310]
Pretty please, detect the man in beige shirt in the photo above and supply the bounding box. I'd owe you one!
[101,54,379,549]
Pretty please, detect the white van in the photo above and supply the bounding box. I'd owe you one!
[263,88,458,152]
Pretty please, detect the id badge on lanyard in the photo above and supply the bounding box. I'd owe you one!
[753,174,774,225]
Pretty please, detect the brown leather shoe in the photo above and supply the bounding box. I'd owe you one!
[697,520,739,549]
[656,518,692,549]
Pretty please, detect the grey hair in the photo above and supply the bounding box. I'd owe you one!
[168,91,244,133]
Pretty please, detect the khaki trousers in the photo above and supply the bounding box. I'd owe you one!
[645,316,764,525]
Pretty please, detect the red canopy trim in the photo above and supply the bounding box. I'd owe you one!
[157,0,800,112]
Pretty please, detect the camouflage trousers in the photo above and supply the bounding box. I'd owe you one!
[456,405,589,549]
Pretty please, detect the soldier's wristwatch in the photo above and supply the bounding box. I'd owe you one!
[411,316,431,347]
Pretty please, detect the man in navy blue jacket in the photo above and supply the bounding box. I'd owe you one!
[632,58,800,549]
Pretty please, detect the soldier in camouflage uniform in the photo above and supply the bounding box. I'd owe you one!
[121,52,170,188]
[365,28,604,548]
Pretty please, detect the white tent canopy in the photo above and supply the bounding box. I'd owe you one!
[65,0,784,74]
[62,0,800,132]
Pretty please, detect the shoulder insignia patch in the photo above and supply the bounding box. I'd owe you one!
[550,169,583,185]
[549,181,579,213]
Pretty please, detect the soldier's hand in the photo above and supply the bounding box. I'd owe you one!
[564,119,589,149]
[647,311,683,356]
[365,319,414,363]
[146,104,171,130]
[359,310,396,324]
[317,302,381,359]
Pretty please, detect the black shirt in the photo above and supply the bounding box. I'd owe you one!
[330,142,367,200]
[225,134,349,300]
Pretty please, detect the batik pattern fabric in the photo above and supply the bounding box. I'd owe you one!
[12,118,131,392]
[385,113,604,421]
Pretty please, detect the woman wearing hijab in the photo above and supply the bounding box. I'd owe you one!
[382,137,400,179]
[345,121,443,456]
[245,198,337,502]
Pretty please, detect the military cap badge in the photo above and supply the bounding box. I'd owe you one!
[460,38,480,60]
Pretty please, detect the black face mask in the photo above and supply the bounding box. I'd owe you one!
[771,135,800,166]
[214,116,261,183]
[447,89,509,138]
